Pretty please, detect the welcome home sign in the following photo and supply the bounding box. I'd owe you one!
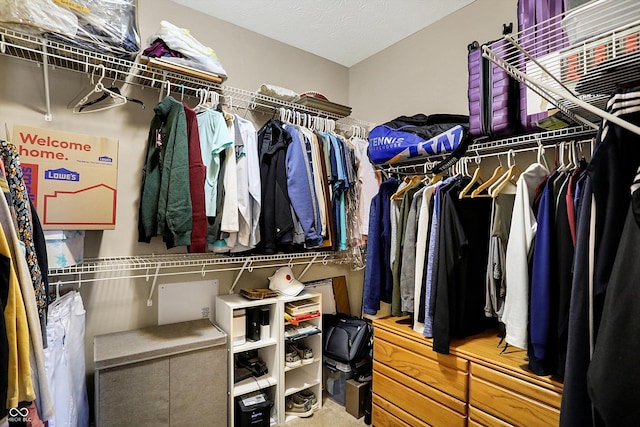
[12,125,118,230]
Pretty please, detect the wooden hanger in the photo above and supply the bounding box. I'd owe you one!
[391,175,421,200]
[471,155,505,198]
[459,157,483,199]
[490,150,520,197]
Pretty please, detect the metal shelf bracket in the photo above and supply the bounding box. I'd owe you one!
[146,264,161,307]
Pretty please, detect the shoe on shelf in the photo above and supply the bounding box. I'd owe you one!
[295,389,318,412]
[285,395,314,418]
[285,324,299,338]
[295,322,317,335]
[293,342,314,364]
[285,344,302,368]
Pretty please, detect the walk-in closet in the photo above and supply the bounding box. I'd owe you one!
[0,0,638,426]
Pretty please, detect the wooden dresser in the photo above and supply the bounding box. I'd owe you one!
[372,317,563,427]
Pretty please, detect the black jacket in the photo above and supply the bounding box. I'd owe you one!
[258,120,294,254]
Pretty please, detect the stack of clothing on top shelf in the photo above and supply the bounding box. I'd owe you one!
[138,96,379,256]
[143,21,228,80]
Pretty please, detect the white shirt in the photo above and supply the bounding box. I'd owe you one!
[354,137,380,237]
[232,116,261,252]
[502,163,549,349]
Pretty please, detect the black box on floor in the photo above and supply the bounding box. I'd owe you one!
[235,391,273,426]
[345,379,370,419]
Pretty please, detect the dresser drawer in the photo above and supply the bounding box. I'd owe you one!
[471,364,561,409]
[469,405,511,427]
[374,337,468,401]
[375,327,467,372]
[372,394,429,427]
[469,371,560,426]
[373,367,467,427]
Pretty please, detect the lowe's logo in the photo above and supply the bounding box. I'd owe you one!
[98,156,113,163]
[44,168,79,182]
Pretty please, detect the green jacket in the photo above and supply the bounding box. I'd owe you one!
[138,96,192,248]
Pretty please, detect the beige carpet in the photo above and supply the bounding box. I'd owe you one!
[285,393,368,427]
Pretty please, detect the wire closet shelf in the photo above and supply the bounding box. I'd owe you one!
[482,0,640,136]
[0,26,372,130]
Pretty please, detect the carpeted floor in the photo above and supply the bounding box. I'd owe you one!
[285,393,368,427]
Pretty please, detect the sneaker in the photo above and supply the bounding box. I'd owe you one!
[293,342,314,364]
[296,322,316,335]
[295,389,319,412]
[285,395,313,418]
[285,344,302,368]
[285,324,299,338]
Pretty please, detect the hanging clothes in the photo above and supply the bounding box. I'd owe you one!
[196,108,233,218]
[413,184,436,333]
[0,175,52,421]
[284,124,323,247]
[258,120,294,254]
[432,176,493,354]
[391,179,422,316]
[44,291,89,427]
[562,87,640,426]
[211,118,239,253]
[138,96,192,248]
[0,141,46,328]
[399,187,424,314]
[231,116,262,253]
[484,193,515,321]
[183,104,208,253]
[502,162,549,350]
[353,136,380,240]
[423,178,452,338]
[362,178,399,315]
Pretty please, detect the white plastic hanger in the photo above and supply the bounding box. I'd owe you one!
[73,65,127,114]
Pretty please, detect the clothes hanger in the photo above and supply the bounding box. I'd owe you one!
[73,64,128,114]
[537,140,550,170]
[77,85,144,112]
[157,79,171,103]
[471,154,505,197]
[390,175,421,200]
[489,150,520,197]
[459,155,483,199]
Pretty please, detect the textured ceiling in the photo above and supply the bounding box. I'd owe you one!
[170,0,476,67]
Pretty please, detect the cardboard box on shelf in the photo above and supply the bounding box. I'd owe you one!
[44,230,85,268]
[12,124,118,230]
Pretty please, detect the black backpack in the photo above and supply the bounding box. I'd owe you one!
[323,314,373,364]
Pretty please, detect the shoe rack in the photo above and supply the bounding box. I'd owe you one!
[216,294,280,425]
[280,292,323,423]
[216,291,322,425]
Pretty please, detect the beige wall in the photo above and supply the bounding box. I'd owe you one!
[349,0,517,124]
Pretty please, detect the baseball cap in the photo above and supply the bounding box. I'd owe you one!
[268,266,305,297]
